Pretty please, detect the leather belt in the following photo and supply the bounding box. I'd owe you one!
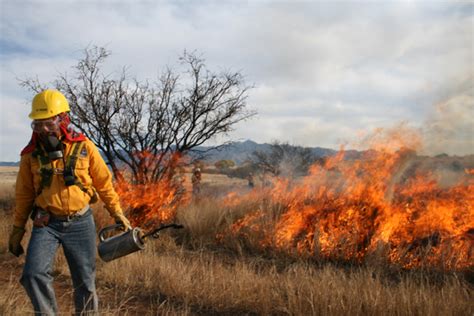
[50,205,91,222]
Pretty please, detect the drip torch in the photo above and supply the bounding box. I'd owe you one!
[98,223,184,262]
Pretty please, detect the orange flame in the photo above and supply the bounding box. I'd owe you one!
[114,151,190,229]
[223,128,474,270]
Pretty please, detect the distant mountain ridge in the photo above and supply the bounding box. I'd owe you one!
[0,161,19,167]
[191,140,339,164]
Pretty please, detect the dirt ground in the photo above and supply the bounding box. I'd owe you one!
[0,252,79,313]
[1,250,166,314]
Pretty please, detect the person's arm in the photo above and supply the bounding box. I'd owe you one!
[9,154,36,256]
[87,140,131,230]
[14,154,36,228]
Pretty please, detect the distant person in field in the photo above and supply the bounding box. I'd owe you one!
[247,172,255,188]
[191,167,202,195]
[8,89,132,315]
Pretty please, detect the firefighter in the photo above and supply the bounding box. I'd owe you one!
[247,172,255,188]
[191,167,202,195]
[8,89,132,315]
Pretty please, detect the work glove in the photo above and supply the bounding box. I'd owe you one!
[113,213,132,231]
[8,226,26,257]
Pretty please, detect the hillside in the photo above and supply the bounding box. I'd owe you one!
[188,140,339,164]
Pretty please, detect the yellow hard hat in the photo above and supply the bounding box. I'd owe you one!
[29,89,70,120]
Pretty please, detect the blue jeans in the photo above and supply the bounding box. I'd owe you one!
[21,209,98,315]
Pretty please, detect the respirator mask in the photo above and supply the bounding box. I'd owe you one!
[42,135,64,160]
[31,116,64,160]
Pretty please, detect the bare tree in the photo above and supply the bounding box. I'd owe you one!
[20,46,255,184]
[251,141,315,177]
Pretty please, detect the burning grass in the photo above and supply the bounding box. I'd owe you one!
[106,127,472,272]
[215,149,473,271]
[108,145,473,272]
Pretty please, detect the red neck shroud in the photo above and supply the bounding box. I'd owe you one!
[20,115,86,156]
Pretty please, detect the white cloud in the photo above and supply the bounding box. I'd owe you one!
[0,96,31,160]
[1,1,472,161]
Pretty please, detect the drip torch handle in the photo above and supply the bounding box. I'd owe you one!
[98,224,126,242]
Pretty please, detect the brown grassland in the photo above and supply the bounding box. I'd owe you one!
[0,166,472,315]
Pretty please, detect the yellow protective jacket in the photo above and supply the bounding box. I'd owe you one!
[14,138,124,228]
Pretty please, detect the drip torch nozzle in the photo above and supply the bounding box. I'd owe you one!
[142,223,184,240]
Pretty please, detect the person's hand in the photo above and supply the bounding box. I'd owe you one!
[8,226,26,257]
[113,213,132,231]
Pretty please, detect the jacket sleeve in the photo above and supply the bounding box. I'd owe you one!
[87,140,124,216]
[14,155,36,228]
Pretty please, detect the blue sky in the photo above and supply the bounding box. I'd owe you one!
[1,1,472,161]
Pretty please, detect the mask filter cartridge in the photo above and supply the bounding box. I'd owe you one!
[44,135,64,160]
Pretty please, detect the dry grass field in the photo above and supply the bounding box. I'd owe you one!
[0,167,472,315]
